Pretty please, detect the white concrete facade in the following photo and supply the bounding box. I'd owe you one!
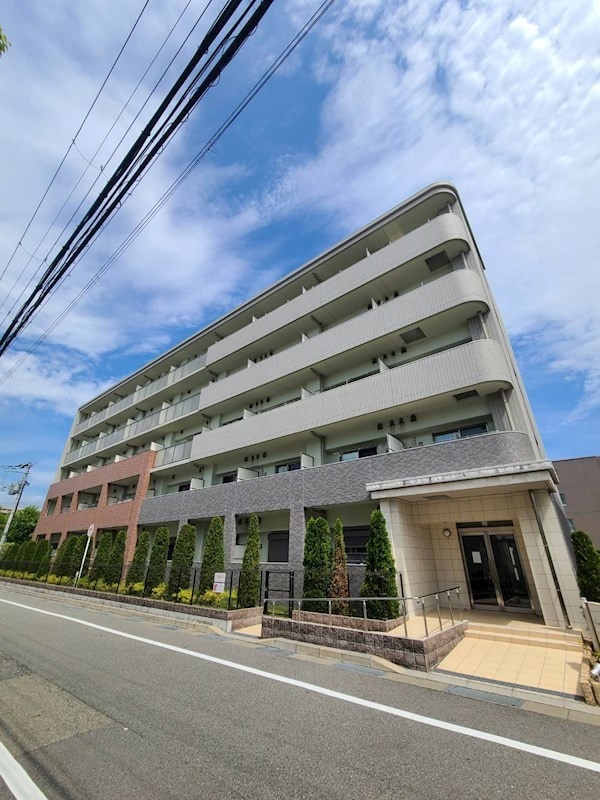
[35,182,582,631]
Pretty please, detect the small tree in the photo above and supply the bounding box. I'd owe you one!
[89,532,112,583]
[34,539,52,578]
[303,516,331,612]
[1,542,20,569]
[571,530,600,603]
[360,509,399,619]
[329,518,349,615]
[0,25,10,56]
[168,523,196,597]
[18,540,37,572]
[238,515,261,608]
[105,529,127,586]
[145,527,169,592]
[127,530,150,585]
[70,536,87,579]
[198,517,225,595]
[53,536,78,579]
[6,506,40,544]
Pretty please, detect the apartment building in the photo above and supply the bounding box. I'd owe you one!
[554,456,600,548]
[34,182,582,628]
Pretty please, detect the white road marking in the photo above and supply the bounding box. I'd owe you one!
[1,595,599,775]
[0,739,49,800]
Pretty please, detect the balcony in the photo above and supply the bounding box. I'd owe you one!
[153,439,193,468]
[73,352,207,435]
[191,340,513,462]
[138,431,537,525]
[64,392,202,466]
[199,269,487,413]
[205,212,470,368]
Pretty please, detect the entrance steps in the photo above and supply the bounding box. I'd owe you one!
[464,622,582,652]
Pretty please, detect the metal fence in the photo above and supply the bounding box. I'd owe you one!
[265,586,463,637]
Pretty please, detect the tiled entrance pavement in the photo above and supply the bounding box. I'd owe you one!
[240,609,584,698]
[392,610,583,697]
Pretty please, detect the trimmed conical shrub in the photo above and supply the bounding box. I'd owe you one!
[571,530,600,602]
[360,509,399,619]
[34,539,52,578]
[127,530,150,585]
[329,518,349,615]
[303,516,331,612]
[145,527,169,592]
[18,539,37,572]
[105,529,127,586]
[198,517,225,595]
[238,515,261,608]
[89,532,112,583]
[1,542,19,570]
[52,536,78,578]
[168,524,196,597]
[70,535,87,579]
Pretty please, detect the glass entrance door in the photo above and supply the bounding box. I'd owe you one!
[460,531,531,611]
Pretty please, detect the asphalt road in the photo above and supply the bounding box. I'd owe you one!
[0,583,599,800]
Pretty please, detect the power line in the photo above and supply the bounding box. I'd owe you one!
[0,0,207,326]
[0,0,153,285]
[0,0,264,356]
[0,0,338,387]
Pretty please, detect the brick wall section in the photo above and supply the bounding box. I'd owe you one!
[261,616,468,671]
[34,451,156,561]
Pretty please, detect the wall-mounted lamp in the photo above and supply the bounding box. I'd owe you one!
[442,528,452,538]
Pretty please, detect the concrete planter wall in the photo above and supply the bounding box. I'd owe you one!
[0,577,261,632]
[291,610,403,632]
[262,615,467,671]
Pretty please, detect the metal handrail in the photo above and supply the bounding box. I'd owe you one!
[265,587,462,637]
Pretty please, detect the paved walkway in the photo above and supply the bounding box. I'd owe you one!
[239,609,584,699]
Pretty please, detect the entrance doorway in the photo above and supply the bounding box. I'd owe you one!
[460,531,531,611]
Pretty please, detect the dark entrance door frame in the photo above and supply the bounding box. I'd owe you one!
[459,528,532,613]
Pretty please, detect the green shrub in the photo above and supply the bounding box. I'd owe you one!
[168,523,196,597]
[198,588,237,609]
[105,529,127,585]
[52,536,78,578]
[151,582,168,600]
[571,530,600,602]
[238,515,261,608]
[126,581,145,596]
[146,527,169,592]
[176,588,193,604]
[35,540,52,578]
[89,533,112,583]
[17,539,37,571]
[127,530,150,585]
[303,516,331,612]
[360,509,399,619]
[198,517,225,595]
[0,542,19,570]
[329,518,349,615]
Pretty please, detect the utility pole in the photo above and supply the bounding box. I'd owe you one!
[0,462,33,548]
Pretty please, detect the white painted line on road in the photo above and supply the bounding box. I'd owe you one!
[0,739,50,800]
[2,595,600,775]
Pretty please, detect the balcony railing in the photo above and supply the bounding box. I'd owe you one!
[73,353,207,435]
[153,439,193,468]
[64,392,202,465]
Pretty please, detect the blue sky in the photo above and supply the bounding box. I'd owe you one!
[0,0,599,509]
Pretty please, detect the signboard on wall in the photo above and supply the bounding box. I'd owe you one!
[213,572,226,592]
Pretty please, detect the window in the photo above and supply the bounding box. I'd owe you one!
[221,472,237,484]
[340,445,378,462]
[275,460,301,473]
[46,498,57,516]
[425,250,451,271]
[267,532,289,562]
[433,423,487,443]
[178,482,191,493]
[345,528,370,564]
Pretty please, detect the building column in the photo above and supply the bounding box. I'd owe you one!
[223,512,236,566]
[529,490,587,630]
